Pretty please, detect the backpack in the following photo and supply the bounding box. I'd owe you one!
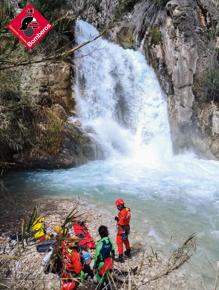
[100,239,112,261]
[36,240,57,252]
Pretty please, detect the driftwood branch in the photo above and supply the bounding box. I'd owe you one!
[0,162,16,165]
[141,233,197,286]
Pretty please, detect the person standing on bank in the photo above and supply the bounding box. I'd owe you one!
[94,225,115,285]
[114,198,131,263]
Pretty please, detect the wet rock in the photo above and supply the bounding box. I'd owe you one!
[20,61,74,113]
[71,0,118,28]
[13,122,104,169]
[212,109,219,135]
[51,104,68,121]
[116,26,135,49]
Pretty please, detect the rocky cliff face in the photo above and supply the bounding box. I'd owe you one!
[0,57,102,169]
[131,0,219,158]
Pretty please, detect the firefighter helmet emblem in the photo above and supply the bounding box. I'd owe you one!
[20,8,39,37]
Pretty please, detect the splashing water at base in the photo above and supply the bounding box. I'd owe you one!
[3,20,219,288]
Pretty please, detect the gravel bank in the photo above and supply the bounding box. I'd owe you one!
[0,197,201,289]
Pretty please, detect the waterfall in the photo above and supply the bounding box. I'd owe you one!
[74,20,172,163]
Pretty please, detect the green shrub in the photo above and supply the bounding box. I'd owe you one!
[206,27,218,41]
[0,0,13,31]
[205,70,219,103]
[115,0,139,19]
[150,26,162,45]
[18,0,67,22]
[0,93,65,159]
[0,93,35,153]
[0,0,16,57]
[32,109,64,156]
[154,0,169,7]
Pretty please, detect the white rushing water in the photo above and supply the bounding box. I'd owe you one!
[74,20,172,164]
[5,20,219,287]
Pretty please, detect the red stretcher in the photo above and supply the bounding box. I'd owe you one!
[72,223,96,249]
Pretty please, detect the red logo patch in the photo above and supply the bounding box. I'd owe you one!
[7,4,53,49]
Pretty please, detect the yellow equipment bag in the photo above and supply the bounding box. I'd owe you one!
[32,216,45,239]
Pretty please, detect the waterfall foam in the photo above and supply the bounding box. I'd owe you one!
[74,20,172,162]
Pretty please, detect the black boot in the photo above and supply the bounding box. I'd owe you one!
[124,249,131,258]
[115,255,125,263]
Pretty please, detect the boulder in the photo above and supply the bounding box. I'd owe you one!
[13,122,103,169]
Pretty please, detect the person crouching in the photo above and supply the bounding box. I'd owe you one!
[61,237,85,290]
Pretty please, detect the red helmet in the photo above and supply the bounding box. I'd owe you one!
[115,198,125,207]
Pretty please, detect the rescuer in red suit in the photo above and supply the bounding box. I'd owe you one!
[61,239,84,290]
[114,198,131,263]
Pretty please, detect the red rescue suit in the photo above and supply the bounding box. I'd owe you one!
[61,242,82,290]
[116,207,131,255]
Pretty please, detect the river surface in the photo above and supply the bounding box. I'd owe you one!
[2,20,219,288]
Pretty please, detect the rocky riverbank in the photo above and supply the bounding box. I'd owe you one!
[0,195,202,290]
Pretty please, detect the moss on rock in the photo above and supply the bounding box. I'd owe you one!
[149,26,162,46]
[117,26,135,49]
[31,108,65,157]
[115,0,139,20]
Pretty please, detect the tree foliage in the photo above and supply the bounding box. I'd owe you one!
[154,0,169,7]
[149,26,162,45]
[18,0,68,22]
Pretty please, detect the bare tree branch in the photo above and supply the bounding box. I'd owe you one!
[0,30,106,70]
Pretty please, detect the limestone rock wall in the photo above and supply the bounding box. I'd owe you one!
[19,62,74,113]
[129,0,219,159]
